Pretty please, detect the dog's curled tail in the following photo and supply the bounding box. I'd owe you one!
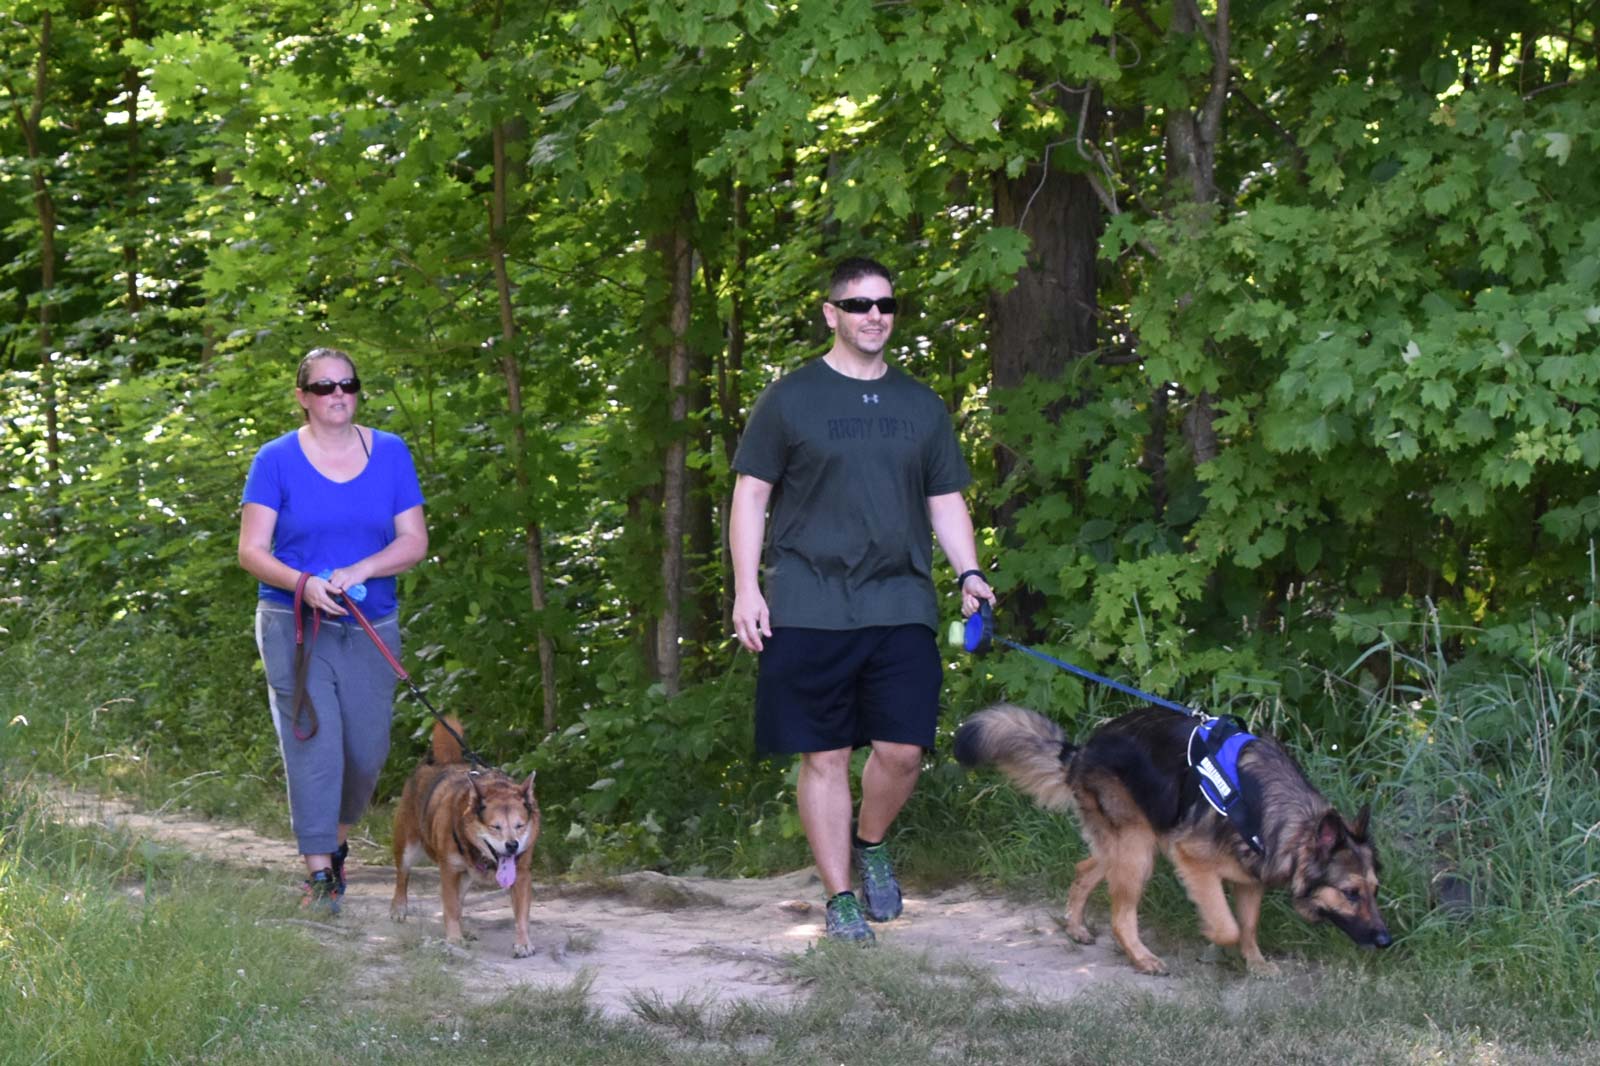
[430,716,467,765]
[953,703,1077,812]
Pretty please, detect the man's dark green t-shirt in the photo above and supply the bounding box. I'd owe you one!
[732,357,972,632]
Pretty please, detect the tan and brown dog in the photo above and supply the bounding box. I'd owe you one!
[390,717,540,956]
[956,703,1390,976]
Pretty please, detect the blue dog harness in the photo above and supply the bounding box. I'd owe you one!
[1186,715,1264,854]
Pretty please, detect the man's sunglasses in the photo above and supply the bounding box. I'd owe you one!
[828,297,899,315]
[301,378,361,396]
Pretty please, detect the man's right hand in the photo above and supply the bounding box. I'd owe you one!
[732,589,772,652]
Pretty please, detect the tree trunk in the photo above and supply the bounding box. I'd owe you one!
[490,117,558,734]
[683,269,716,663]
[989,93,1102,391]
[12,13,59,480]
[1165,0,1229,468]
[1144,386,1169,522]
[715,181,749,637]
[199,165,230,365]
[120,1,144,316]
[654,214,693,697]
[988,83,1104,631]
[631,487,662,682]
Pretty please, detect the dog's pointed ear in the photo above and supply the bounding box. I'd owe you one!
[1349,803,1372,841]
[1315,810,1345,860]
[468,771,485,803]
[521,772,537,807]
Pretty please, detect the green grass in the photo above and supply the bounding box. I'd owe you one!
[3,771,1598,1065]
[3,606,1599,1059]
[146,942,1600,1065]
[618,943,1600,1065]
[0,777,342,1065]
[1340,631,1600,1026]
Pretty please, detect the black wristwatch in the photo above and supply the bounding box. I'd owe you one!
[956,569,986,591]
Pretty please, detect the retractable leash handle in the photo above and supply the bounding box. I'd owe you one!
[946,599,996,655]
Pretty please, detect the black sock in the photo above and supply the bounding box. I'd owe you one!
[853,833,883,850]
[829,890,857,903]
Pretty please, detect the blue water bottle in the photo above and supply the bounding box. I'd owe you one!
[317,570,367,602]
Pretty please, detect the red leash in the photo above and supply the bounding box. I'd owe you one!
[291,572,488,767]
[291,573,321,741]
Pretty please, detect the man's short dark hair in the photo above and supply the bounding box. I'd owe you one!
[829,256,893,296]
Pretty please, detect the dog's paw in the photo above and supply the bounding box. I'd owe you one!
[390,904,410,923]
[1245,956,1281,978]
[1066,922,1096,945]
[428,937,473,960]
[1131,954,1169,976]
[512,942,535,959]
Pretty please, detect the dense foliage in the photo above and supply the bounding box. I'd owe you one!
[3,0,1597,874]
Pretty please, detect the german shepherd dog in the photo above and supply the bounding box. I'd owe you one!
[955,704,1390,975]
[390,717,540,957]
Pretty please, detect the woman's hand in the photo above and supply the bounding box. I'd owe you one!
[301,574,349,617]
[321,564,370,599]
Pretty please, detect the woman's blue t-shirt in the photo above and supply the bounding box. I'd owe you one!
[241,428,425,620]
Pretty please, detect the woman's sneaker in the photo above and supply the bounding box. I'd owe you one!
[302,869,341,917]
[852,841,903,921]
[824,891,875,943]
[330,842,349,899]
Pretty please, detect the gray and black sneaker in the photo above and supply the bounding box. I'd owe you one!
[852,841,903,921]
[824,891,875,943]
[330,841,349,900]
[302,868,341,917]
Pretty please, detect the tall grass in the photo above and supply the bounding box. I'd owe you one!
[1343,624,1600,1027]
[0,604,296,829]
[0,776,340,1064]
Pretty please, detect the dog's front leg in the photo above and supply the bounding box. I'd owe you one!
[1171,852,1241,954]
[440,865,470,943]
[1230,880,1279,976]
[390,838,419,922]
[510,866,534,958]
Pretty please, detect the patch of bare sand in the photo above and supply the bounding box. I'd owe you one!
[43,786,1172,1018]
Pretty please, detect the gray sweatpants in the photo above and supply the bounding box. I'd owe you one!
[255,602,401,856]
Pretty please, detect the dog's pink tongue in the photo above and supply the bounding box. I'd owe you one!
[496,855,517,889]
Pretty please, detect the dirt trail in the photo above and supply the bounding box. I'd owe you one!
[43,787,1169,1018]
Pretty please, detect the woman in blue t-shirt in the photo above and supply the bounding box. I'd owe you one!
[238,346,428,914]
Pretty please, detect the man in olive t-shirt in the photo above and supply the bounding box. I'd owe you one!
[729,257,996,943]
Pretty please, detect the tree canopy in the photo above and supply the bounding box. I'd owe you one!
[3,0,1597,843]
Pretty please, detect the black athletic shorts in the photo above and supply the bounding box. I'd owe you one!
[754,625,943,755]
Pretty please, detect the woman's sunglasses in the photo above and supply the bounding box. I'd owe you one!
[828,297,898,315]
[301,378,361,396]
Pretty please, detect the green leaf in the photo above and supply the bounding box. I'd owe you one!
[1541,131,1572,165]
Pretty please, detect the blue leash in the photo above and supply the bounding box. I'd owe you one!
[960,602,1202,718]
[958,601,1265,852]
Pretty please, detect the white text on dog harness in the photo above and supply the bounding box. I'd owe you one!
[1188,716,1264,853]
